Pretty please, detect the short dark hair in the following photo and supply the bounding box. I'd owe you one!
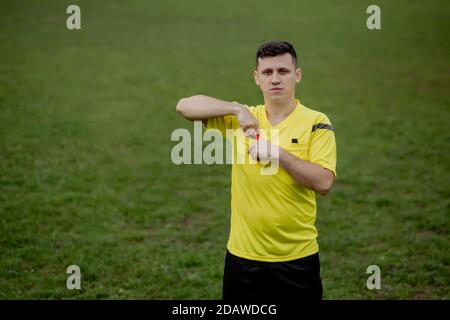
[255,40,298,68]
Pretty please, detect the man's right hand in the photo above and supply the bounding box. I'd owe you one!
[235,105,259,138]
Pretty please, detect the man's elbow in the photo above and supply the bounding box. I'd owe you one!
[315,174,335,196]
[316,186,332,196]
[176,95,206,120]
[176,97,190,117]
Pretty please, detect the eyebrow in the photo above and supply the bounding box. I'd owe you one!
[261,67,291,72]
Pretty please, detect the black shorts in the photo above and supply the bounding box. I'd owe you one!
[223,250,323,301]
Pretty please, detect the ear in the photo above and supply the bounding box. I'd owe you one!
[253,69,260,86]
[295,68,302,83]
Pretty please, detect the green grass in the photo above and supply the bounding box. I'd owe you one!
[0,0,449,299]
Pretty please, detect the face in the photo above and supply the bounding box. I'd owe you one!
[254,53,302,103]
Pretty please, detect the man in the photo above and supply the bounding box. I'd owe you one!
[176,40,337,301]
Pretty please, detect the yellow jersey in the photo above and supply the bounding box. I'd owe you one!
[206,99,337,262]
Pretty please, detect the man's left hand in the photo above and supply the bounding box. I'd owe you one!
[249,139,280,163]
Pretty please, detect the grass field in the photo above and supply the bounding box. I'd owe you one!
[0,0,449,299]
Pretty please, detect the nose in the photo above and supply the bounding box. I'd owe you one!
[270,72,280,85]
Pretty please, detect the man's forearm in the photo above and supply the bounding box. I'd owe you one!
[279,148,335,196]
[176,95,243,121]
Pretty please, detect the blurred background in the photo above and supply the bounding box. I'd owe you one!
[0,0,448,299]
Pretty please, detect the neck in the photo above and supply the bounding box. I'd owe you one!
[264,95,297,122]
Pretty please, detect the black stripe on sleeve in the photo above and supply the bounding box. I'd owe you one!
[311,123,334,132]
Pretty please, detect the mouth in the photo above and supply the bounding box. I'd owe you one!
[270,88,283,93]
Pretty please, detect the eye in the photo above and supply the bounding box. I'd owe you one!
[263,70,272,75]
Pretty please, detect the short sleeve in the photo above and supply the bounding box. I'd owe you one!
[309,114,337,177]
[204,115,239,137]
